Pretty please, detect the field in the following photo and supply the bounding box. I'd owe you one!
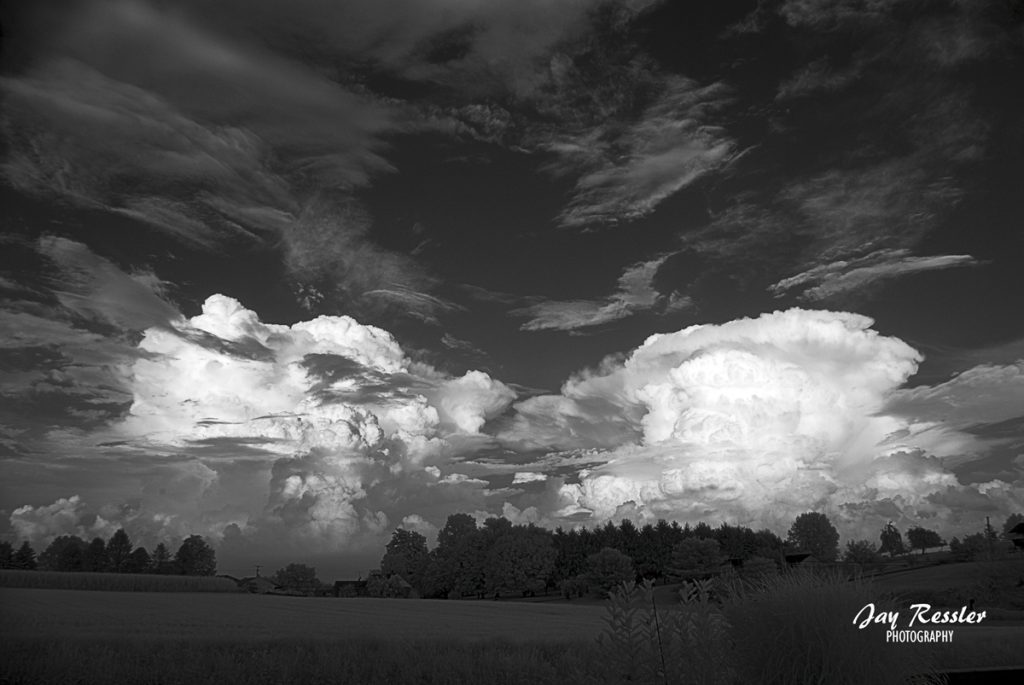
[0,588,605,642]
[1,589,606,685]
[2,566,1023,684]
[871,558,1024,611]
[0,569,241,593]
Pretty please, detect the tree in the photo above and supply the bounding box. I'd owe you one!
[125,546,152,574]
[427,514,485,598]
[271,563,321,595]
[151,542,173,574]
[175,535,217,576]
[950,533,988,562]
[843,539,880,565]
[669,538,724,579]
[906,526,944,555]
[12,541,37,570]
[0,541,12,569]
[380,528,430,592]
[82,537,109,572]
[437,513,478,550]
[879,521,905,557]
[107,529,133,572]
[483,525,556,597]
[39,535,87,571]
[786,512,839,562]
[585,547,635,595]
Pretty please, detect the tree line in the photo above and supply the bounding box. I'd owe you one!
[371,511,1024,599]
[375,513,801,599]
[0,530,217,576]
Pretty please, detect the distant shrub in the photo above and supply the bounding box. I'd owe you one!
[0,569,241,592]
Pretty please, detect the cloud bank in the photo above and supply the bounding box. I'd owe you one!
[8,299,1021,564]
[502,309,1023,539]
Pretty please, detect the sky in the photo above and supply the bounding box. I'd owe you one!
[1,0,1023,579]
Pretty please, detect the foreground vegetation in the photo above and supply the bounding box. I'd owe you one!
[3,570,1021,684]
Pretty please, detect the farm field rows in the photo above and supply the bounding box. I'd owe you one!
[0,588,607,642]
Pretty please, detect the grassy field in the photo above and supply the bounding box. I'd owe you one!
[872,558,1024,610]
[0,569,241,593]
[3,568,1022,685]
[0,588,607,642]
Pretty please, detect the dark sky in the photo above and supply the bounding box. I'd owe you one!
[1,0,1022,577]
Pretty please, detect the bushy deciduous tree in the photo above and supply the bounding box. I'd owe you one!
[39,535,87,572]
[906,526,944,555]
[423,514,485,598]
[381,528,430,592]
[843,539,880,565]
[669,538,724,579]
[271,563,321,595]
[175,535,216,576]
[82,537,109,572]
[949,533,990,561]
[786,512,839,562]
[585,547,635,595]
[125,546,152,574]
[483,525,555,597]
[0,541,12,569]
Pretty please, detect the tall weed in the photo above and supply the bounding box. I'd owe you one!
[597,578,734,685]
[722,570,946,685]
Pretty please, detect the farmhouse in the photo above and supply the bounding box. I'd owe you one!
[784,551,820,567]
[1010,522,1024,551]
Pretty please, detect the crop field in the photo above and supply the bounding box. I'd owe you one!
[3,573,1023,685]
[0,569,242,593]
[0,588,607,642]
[0,588,608,685]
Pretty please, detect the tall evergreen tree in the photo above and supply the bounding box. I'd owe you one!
[151,542,173,574]
[107,529,133,572]
[13,541,38,570]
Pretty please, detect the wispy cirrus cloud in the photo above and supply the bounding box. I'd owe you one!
[513,254,689,332]
[0,0,457,321]
[543,78,736,228]
[770,249,981,302]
